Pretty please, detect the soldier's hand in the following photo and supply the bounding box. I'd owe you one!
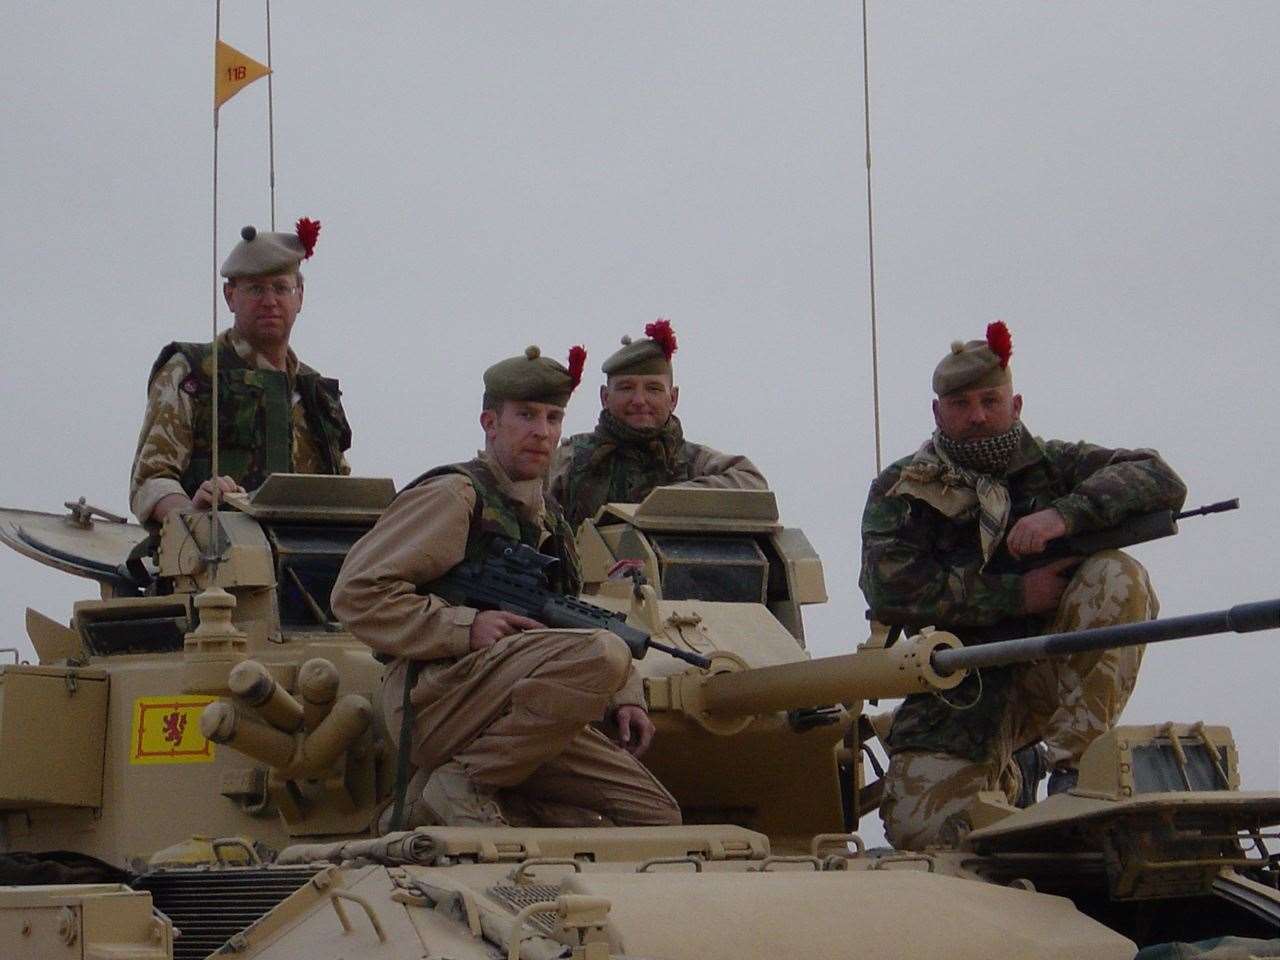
[469,610,545,651]
[1021,557,1080,614]
[1006,508,1068,557]
[613,704,655,757]
[191,476,246,510]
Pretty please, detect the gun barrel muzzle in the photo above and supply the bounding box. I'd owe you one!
[228,660,305,733]
[298,658,341,730]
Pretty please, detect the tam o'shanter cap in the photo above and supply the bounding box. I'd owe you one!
[484,345,587,407]
[602,319,678,377]
[220,217,321,278]
[932,321,1014,396]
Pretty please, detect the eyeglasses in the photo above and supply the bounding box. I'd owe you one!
[236,281,299,299]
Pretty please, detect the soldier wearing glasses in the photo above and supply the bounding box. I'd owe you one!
[129,219,352,524]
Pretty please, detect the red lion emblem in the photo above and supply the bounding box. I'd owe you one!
[162,711,187,747]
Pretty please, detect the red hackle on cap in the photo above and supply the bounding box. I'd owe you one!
[986,321,1012,368]
[644,318,678,359]
[567,345,587,388]
[295,217,321,259]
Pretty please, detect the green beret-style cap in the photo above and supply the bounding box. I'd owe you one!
[220,217,320,279]
[932,321,1014,396]
[602,319,678,377]
[484,345,586,408]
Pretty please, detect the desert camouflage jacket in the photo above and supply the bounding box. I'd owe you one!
[860,426,1186,760]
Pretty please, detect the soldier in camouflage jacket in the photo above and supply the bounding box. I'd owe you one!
[860,323,1186,849]
[129,220,351,525]
[548,320,766,530]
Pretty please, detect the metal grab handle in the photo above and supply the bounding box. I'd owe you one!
[753,856,822,872]
[811,833,866,858]
[507,900,561,960]
[509,857,584,884]
[1192,722,1232,789]
[329,891,388,944]
[636,855,704,873]
[211,837,261,866]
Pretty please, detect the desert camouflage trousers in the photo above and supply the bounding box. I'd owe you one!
[880,550,1156,849]
[384,629,681,829]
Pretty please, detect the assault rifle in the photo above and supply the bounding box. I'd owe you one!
[431,538,713,668]
[865,498,1241,686]
[1009,498,1239,571]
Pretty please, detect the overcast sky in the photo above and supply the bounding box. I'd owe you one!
[2,3,1277,836]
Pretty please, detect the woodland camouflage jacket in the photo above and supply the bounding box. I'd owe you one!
[860,427,1186,759]
[549,416,767,530]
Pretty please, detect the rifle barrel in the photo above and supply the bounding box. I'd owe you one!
[1177,498,1239,520]
[931,599,1280,675]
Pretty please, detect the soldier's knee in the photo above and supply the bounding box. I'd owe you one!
[882,797,970,850]
[583,630,632,688]
[1080,549,1150,589]
[881,794,942,850]
[1091,548,1150,583]
[1060,549,1157,628]
[880,750,980,850]
[879,754,920,848]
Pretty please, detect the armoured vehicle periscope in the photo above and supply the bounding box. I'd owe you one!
[0,476,1278,959]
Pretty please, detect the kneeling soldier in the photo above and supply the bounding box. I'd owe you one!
[860,322,1186,849]
[332,344,681,828]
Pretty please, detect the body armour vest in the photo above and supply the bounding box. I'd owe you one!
[404,458,582,596]
[148,340,352,499]
[560,431,696,529]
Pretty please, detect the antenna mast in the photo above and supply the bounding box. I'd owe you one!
[861,0,883,474]
[266,0,277,229]
[208,0,224,571]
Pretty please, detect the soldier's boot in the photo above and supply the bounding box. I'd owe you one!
[1012,743,1048,808]
[1047,767,1079,795]
[375,796,437,834]
[375,769,438,834]
[500,793,616,828]
[420,760,509,827]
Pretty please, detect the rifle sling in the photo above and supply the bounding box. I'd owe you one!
[389,660,423,833]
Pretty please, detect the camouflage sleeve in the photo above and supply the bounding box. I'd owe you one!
[545,438,574,505]
[129,354,196,523]
[681,443,768,490]
[1041,441,1187,535]
[859,466,1024,627]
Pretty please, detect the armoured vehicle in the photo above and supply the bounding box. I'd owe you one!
[1,477,1278,959]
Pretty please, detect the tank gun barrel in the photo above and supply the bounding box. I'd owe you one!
[932,599,1280,675]
[694,599,1280,721]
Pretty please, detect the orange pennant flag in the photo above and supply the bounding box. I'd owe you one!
[214,40,271,110]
